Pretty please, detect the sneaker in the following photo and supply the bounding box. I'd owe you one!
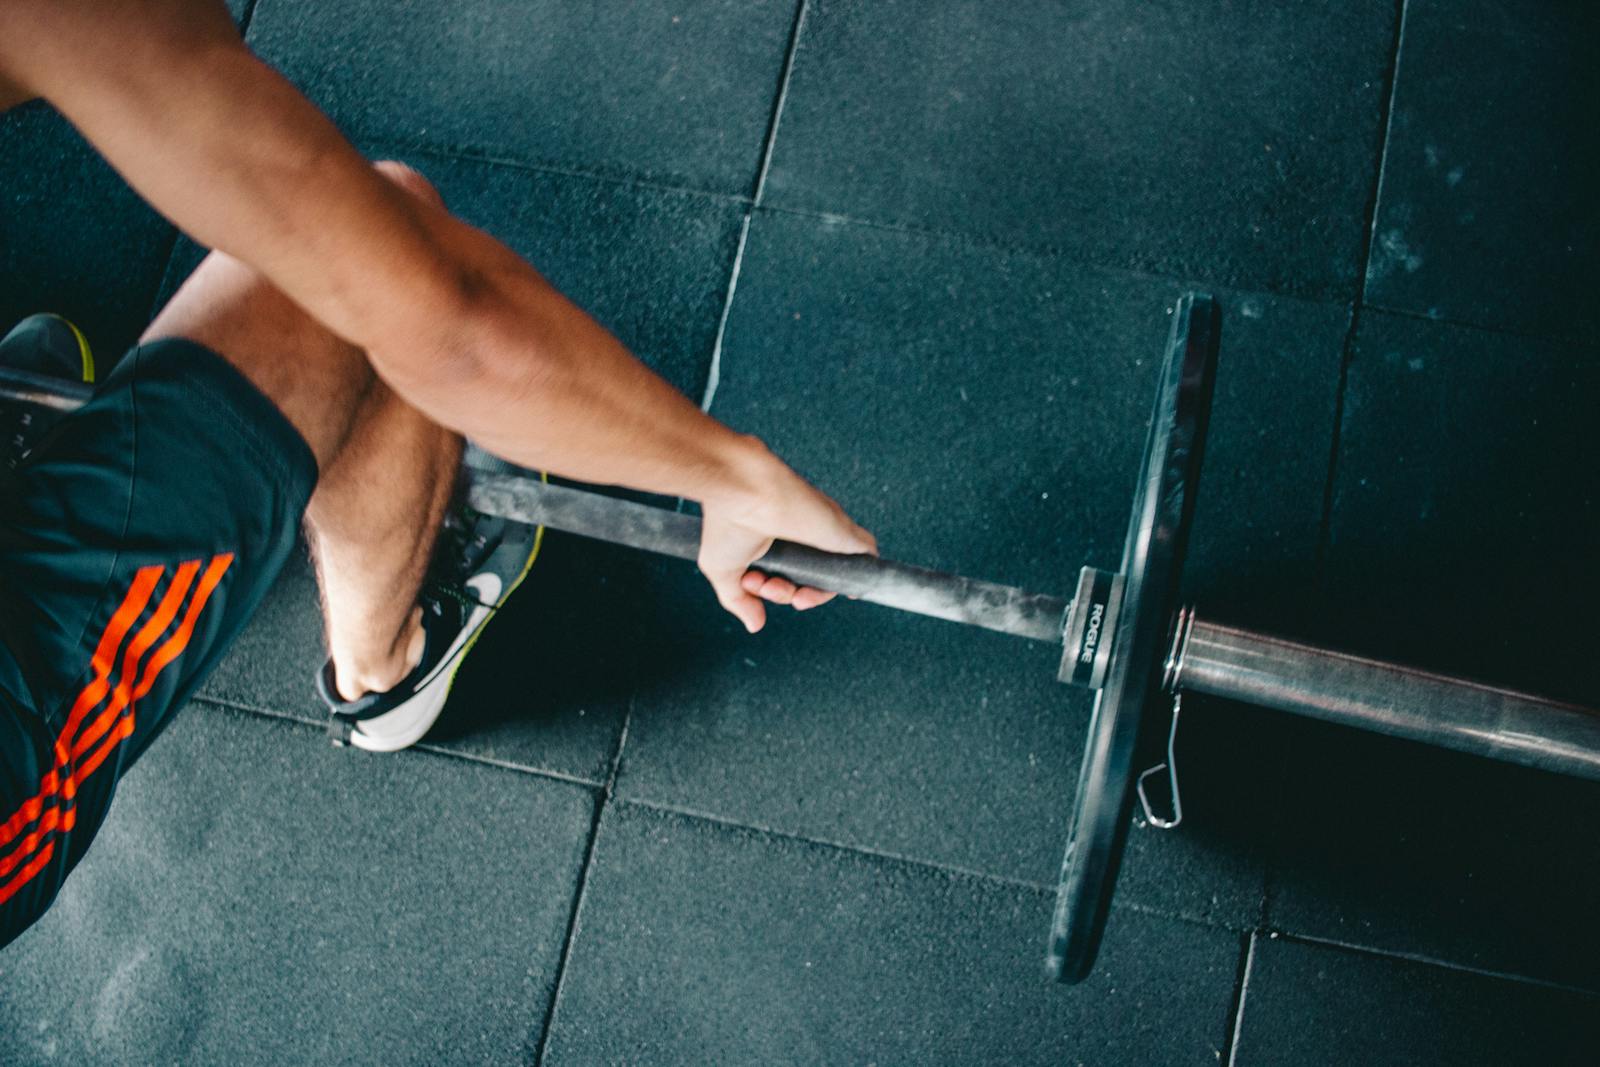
[317,453,544,752]
[1,313,96,467]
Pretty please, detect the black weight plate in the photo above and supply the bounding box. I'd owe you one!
[1047,292,1220,983]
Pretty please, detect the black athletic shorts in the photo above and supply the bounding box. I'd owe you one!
[0,335,317,948]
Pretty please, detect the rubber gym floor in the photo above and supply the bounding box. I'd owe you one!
[3,1,1597,1063]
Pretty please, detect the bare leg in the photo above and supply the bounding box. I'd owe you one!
[303,380,460,699]
[142,245,371,470]
[143,162,461,701]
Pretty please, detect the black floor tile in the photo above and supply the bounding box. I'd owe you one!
[543,802,1241,1066]
[616,212,1345,926]
[0,705,594,1065]
[199,534,638,784]
[1324,311,1598,702]
[193,547,326,721]
[152,151,743,401]
[1,102,175,358]
[1254,311,1600,989]
[246,0,799,196]
[1260,714,1600,992]
[763,0,1397,300]
[1233,936,1600,1066]
[623,568,1093,880]
[1365,0,1600,341]
[412,150,744,399]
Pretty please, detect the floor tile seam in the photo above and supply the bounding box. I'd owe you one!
[187,695,603,790]
[143,227,185,322]
[1222,930,1259,1067]
[352,137,754,209]
[693,0,804,414]
[616,794,1055,892]
[1256,857,1274,934]
[1313,0,1409,577]
[239,0,263,36]
[190,693,319,727]
[528,692,635,1059]
[410,742,603,790]
[697,211,751,413]
[1360,299,1600,350]
[1354,0,1414,314]
[1259,929,1600,999]
[601,692,634,797]
[612,796,1254,935]
[531,780,612,1066]
[749,201,1358,314]
[748,0,809,208]
[1108,897,1257,937]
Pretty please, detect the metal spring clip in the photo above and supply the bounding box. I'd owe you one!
[1136,691,1184,830]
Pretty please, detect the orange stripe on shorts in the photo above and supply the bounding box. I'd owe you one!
[0,553,234,908]
[0,565,164,849]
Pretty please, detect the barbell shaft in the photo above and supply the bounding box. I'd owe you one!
[0,372,1076,646]
[1169,614,1600,782]
[466,473,1072,642]
[473,475,1600,780]
[18,358,1600,781]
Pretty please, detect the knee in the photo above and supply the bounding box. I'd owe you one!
[373,160,444,209]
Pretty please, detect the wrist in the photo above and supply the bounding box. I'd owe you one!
[702,433,788,520]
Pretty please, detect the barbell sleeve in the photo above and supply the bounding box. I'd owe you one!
[1166,611,1600,782]
[466,473,1072,642]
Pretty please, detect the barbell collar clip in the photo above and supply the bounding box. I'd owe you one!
[1136,691,1185,830]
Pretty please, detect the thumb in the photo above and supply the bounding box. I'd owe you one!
[782,502,878,557]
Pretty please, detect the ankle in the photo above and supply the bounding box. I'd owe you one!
[330,652,408,702]
[330,609,425,701]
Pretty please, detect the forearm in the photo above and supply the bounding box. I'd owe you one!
[1,0,762,504]
[372,219,769,506]
[0,2,460,349]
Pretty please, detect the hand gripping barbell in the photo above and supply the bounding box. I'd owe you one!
[6,294,1597,982]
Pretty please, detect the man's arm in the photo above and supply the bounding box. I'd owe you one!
[0,69,32,111]
[0,0,875,631]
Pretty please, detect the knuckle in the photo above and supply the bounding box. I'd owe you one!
[373,160,443,205]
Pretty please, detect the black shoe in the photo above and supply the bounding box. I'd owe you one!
[317,457,543,751]
[1,313,96,467]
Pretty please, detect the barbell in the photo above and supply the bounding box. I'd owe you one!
[463,293,1600,983]
[5,294,1597,983]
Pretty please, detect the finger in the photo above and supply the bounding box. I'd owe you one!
[733,591,768,633]
[790,587,835,611]
[741,569,767,594]
[706,570,767,634]
[372,160,446,208]
[756,575,797,606]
